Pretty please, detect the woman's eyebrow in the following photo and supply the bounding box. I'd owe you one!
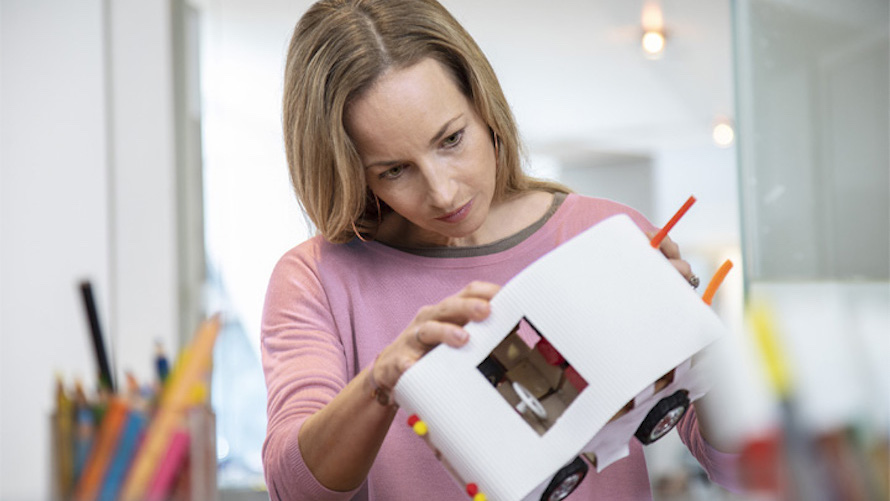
[365,159,402,170]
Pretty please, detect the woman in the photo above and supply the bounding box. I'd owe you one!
[262,0,738,499]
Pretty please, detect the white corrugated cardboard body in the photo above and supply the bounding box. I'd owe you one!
[393,215,727,501]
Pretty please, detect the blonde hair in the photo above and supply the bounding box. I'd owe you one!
[283,0,569,243]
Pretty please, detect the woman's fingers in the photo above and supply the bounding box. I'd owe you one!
[413,320,469,350]
[648,232,698,287]
[409,295,493,349]
[415,281,499,326]
[653,233,681,260]
[419,297,491,326]
[374,281,500,390]
[459,280,501,300]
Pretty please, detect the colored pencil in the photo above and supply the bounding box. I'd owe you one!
[650,195,696,249]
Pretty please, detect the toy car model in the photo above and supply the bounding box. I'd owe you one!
[476,325,699,500]
[394,214,731,501]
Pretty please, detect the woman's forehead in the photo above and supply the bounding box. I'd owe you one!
[345,59,474,158]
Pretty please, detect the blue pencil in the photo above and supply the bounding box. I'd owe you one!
[155,341,170,387]
[73,383,95,482]
[97,410,148,501]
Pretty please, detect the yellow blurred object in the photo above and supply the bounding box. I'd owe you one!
[189,382,208,406]
[748,302,793,398]
[412,421,428,436]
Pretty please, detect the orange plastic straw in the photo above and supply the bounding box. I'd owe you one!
[650,195,696,248]
[702,259,733,305]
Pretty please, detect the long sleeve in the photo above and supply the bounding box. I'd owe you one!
[260,245,361,501]
[675,407,743,493]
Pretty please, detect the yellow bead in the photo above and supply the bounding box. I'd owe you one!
[473,493,487,501]
[412,421,428,436]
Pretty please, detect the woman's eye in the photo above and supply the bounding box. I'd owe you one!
[442,130,464,148]
[380,165,405,180]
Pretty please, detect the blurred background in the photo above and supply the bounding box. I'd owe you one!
[1,0,887,500]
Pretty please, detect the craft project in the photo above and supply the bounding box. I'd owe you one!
[393,213,732,501]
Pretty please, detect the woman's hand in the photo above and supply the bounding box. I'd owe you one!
[298,280,500,490]
[650,233,699,288]
[372,280,500,394]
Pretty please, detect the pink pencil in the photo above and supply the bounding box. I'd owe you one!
[144,428,190,501]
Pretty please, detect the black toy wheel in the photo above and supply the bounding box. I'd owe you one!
[541,456,588,501]
[634,389,690,444]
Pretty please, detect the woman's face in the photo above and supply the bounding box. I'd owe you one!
[345,58,497,247]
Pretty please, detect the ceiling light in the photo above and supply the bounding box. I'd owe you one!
[712,122,735,148]
[641,30,666,58]
[640,1,666,59]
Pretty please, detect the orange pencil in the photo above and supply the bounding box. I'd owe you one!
[73,396,129,501]
[650,195,696,249]
[702,259,733,306]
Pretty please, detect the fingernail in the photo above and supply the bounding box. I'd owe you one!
[454,329,468,342]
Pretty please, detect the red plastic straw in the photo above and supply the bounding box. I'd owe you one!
[650,195,696,248]
[702,260,733,305]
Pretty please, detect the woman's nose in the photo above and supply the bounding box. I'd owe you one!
[422,161,457,209]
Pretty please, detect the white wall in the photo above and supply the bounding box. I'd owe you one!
[0,1,181,499]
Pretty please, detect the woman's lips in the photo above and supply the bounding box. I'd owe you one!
[436,199,473,223]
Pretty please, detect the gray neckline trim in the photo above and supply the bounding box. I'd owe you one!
[389,192,567,258]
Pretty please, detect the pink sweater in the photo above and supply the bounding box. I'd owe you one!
[261,194,739,500]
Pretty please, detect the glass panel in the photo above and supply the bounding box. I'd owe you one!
[734,0,889,281]
[733,1,889,498]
